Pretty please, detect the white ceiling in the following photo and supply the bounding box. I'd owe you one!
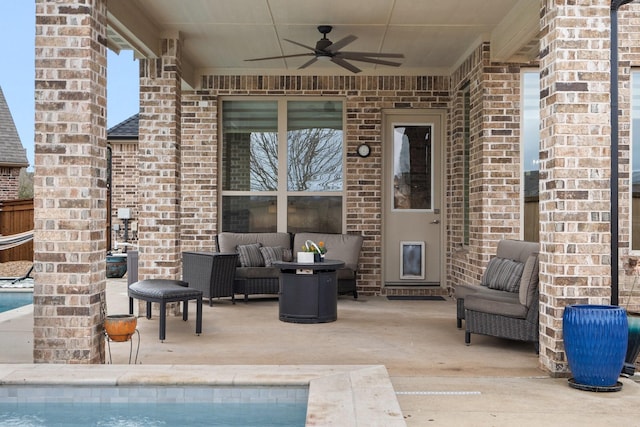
[107,0,540,88]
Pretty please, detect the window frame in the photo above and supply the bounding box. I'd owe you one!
[520,69,540,242]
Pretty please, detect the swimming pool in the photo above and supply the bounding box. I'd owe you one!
[0,364,407,426]
[0,385,308,426]
[0,291,32,314]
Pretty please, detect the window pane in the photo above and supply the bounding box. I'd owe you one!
[463,85,470,246]
[393,125,432,210]
[632,72,640,250]
[222,101,278,191]
[287,101,343,191]
[522,71,540,243]
[221,196,277,232]
[287,196,342,234]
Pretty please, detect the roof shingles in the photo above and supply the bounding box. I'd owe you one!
[0,86,28,168]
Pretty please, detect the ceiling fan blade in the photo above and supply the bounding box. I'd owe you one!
[245,53,314,62]
[298,57,318,69]
[331,57,362,74]
[338,55,402,67]
[339,51,405,59]
[283,39,316,52]
[325,35,357,53]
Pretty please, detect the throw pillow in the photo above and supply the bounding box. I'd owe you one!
[481,257,505,287]
[260,246,284,267]
[282,248,293,262]
[237,243,264,267]
[488,259,525,292]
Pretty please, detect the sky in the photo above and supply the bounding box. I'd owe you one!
[0,2,140,170]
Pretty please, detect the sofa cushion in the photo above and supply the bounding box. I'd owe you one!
[260,246,284,267]
[519,253,540,307]
[218,232,291,253]
[293,232,363,271]
[465,292,528,318]
[336,268,356,280]
[235,267,281,279]
[237,243,264,267]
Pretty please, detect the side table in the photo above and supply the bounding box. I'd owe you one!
[273,260,345,323]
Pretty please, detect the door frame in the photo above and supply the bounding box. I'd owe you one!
[381,108,447,290]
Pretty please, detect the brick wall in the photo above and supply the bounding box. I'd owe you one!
[0,168,21,200]
[539,0,612,376]
[33,0,108,363]
[179,75,449,296]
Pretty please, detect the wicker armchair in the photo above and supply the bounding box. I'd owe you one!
[182,252,239,305]
[454,240,540,351]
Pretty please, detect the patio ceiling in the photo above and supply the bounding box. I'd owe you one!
[106,0,540,89]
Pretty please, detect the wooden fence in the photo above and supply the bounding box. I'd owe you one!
[0,199,34,262]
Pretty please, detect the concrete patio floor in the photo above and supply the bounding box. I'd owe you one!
[1,277,639,426]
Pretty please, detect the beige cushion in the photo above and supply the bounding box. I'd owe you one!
[465,292,528,318]
[293,232,363,271]
[495,239,539,264]
[218,232,291,253]
[519,253,540,307]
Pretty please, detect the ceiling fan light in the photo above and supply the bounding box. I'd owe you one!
[317,54,331,61]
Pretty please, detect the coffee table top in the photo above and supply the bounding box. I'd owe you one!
[273,260,345,270]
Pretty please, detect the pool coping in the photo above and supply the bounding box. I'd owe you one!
[0,364,406,426]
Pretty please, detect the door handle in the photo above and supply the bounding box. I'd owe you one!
[430,219,440,224]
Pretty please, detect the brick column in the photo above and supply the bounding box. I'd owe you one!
[538,1,611,375]
[138,37,182,280]
[33,0,108,363]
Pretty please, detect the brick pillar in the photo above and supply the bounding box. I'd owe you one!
[138,37,182,280]
[538,0,611,376]
[33,0,108,363]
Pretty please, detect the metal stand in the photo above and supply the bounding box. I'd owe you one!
[105,329,140,364]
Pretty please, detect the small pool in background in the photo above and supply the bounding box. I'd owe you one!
[0,385,308,427]
[0,290,33,314]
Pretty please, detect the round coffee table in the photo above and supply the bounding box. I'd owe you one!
[273,260,345,323]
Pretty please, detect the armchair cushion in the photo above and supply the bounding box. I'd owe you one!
[519,253,540,308]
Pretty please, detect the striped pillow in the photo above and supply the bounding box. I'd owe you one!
[481,257,505,287]
[260,246,284,267]
[237,243,264,267]
[487,259,525,292]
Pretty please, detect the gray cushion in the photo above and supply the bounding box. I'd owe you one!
[487,259,524,292]
[235,267,281,279]
[465,292,528,318]
[519,253,540,307]
[237,243,264,267]
[495,239,539,264]
[260,246,284,267]
[218,232,291,253]
[293,233,363,271]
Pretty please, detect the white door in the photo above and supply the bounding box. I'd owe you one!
[383,110,443,286]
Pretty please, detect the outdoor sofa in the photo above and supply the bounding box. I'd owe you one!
[216,231,363,302]
[453,239,540,351]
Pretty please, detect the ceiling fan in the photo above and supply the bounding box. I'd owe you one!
[245,25,404,74]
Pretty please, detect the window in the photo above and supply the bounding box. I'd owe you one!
[463,84,470,246]
[221,99,344,233]
[632,71,640,250]
[522,71,540,242]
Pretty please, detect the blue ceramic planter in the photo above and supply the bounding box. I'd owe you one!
[563,305,628,388]
[106,255,127,279]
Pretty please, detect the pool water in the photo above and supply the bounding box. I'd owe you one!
[0,291,33,313]
[0,386,308,427]
[0,402,307,426]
